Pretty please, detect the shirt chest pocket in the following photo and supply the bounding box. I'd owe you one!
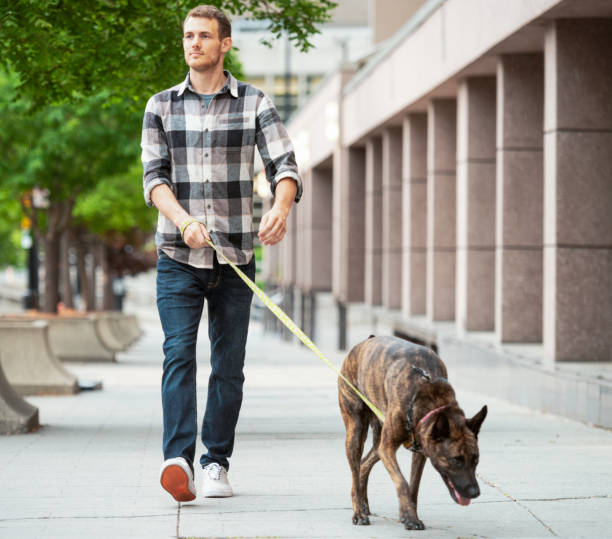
[214,112,256,147]
[216,112,255,130]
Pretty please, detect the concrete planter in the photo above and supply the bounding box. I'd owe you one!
[0,319,79,395]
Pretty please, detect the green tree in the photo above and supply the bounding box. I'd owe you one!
[0,70,143,311]
[0,0,335,109]
[0,0,336,312]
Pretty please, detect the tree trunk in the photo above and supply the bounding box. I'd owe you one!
[59,227,74,309]
[43,232,60,313]
[98,241,114,311]
[75,229,96,311]
[42,199,74,313]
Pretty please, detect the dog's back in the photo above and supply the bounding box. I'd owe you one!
[340,335,447,415]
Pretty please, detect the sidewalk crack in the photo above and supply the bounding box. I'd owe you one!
[478,473,557,536]
[176,502,181,538]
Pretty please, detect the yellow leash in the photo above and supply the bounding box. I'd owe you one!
[206,238,385,422]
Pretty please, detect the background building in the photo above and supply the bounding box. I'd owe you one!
[262,0,612,428]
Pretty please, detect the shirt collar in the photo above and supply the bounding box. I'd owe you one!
[177,70,238,98]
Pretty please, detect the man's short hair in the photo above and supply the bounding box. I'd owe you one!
[183,5,232,40]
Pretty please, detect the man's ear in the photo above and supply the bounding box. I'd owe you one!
[466,405,488,438]
[431,411,450,442]
[222,37,232,54]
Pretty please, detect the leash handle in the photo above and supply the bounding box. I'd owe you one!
[205,238,385,422]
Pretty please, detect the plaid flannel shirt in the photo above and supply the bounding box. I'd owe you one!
[141,71,302,268]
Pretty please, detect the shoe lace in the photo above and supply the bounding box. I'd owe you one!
[206,463,223,480]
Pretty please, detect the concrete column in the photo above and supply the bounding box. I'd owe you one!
[261,197,275,283]
[402,113,428,317]
[294,171,308,291]
[456,77,497,332]
[427,99,457,322]
[543,19,612,362]
[281,208,297,288]
[310,166,333,291]
[365,137,383,306]
[496,54,544,343]
[382,127,403,310]
[333,146,366,303]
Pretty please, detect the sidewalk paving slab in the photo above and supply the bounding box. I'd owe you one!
[0,316,610,538]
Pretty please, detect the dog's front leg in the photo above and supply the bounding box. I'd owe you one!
[406,451,426,529]
[379,422,424,530]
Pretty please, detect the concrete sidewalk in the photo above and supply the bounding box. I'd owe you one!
[0,316,610,538]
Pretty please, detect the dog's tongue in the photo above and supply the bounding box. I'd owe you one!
[452,485,471,506]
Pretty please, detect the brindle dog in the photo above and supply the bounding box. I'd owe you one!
[338,335,487,530]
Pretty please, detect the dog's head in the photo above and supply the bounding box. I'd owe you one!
[418,403,487,506]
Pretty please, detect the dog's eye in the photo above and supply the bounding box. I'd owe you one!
[451,456,464,467]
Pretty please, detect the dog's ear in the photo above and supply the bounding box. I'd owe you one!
[466,405,488,438]
[431,411,450,442]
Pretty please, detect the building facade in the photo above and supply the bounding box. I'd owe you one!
[262,0,612,428]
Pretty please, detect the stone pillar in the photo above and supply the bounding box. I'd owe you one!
[294,170,308,292]
[402,113,428,317]
[310,166,333,291]
[427,99,457,322]
[281,208,297,289]
[382,127,403,310]
[365,137,383,306]
[496,54,544,343]
[333,146,366,303]
[456,77,497,332]
[543,19,612,361]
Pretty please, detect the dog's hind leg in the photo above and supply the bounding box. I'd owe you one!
[359,419,382,515]
[339,397,370,525]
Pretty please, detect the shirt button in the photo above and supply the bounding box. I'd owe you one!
[204,128,209,132]
[207,204,212,209]
[204,153,209,157]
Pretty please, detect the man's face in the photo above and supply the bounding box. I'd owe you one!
[182,17,231,71]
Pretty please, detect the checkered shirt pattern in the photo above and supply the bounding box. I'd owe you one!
[141,71,302,268]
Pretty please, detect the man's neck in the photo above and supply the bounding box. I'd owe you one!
[189,67,227,94]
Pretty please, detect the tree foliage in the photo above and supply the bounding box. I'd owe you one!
[0,0,335,109]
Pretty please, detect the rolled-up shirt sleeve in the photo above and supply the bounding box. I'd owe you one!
[255,93,302,203]
[141,96,173,207]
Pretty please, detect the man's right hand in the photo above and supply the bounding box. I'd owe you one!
[183,221,211,249]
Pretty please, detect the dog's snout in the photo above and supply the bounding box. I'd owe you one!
[466,484,480,498]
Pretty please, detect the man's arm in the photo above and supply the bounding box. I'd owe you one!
[142,96,209,249]
[258,178,298,246]
[255,92,302,246]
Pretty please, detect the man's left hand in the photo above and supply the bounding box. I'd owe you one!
[258,206,288,246]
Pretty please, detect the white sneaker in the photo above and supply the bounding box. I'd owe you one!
[159,457,196,502]
[201,463,233,497]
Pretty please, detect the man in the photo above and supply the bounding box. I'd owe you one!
[141,5,301,502]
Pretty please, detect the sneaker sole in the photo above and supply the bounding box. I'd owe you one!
[160,465,196,502]
[202,490,233,498]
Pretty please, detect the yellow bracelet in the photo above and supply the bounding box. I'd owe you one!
[179,218,197,239]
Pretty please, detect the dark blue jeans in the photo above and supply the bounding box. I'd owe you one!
[156,251,255,472]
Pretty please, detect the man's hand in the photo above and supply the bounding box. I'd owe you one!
[258,178,297,246]
[258,206,288,246]
[183,221,211,249]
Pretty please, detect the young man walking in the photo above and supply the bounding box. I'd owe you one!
[141,5,301,502]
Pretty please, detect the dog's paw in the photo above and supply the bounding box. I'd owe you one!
[403,518,425,530]
[352,512,370,526]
